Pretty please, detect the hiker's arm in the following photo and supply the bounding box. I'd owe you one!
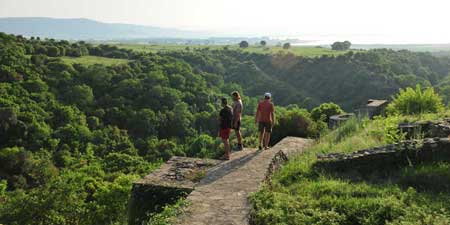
[271,112,275,127]
[255,110,259,123]
[234,109,241,126]
[218,114,222,136]
[271,106,275,126]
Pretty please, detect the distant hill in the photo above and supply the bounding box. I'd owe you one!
[0,17,206,40]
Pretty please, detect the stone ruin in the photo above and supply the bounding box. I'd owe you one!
[128,156,221,225]
[316,119,450,172]
[315,138,450,172]
[399,119,450,139]
[328,113,355,129]
[367,99,389,119]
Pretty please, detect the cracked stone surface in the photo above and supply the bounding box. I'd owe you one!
[174,137,312,225]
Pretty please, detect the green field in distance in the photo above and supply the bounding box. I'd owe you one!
[116,44,355,57]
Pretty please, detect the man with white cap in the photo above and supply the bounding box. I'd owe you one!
[255,92,275,150]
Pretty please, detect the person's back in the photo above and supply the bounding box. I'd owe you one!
[219,98,233,160]
[257,99,274,123]
[256,93,275,150]
[220,105,233,129]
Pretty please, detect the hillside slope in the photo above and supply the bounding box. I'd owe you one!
[0,17,204,40]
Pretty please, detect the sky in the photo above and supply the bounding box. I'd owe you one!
[1,0,450,43]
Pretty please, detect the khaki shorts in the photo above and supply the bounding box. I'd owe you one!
[258,122,272,133]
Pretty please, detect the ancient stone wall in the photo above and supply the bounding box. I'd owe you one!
[399,119,450,139]
[315,138,450,172]
[128,157,221,225]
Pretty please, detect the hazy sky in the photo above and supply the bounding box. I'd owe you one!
[1,0,450,43]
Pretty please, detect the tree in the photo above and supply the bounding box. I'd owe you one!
[311,102,344,122]
[283,43,291,49]
[260,40,267,47]
[331,41,351,51]
[387,85,444,115]
[239,41,249,48]
[46,46,60,57]
[63,84,94,108]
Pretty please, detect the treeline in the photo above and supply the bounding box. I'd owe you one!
[169,48,450,109]
[10,34,136,58]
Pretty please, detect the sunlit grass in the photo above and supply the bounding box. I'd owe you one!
[116,43,357,57]
[250,112,450,225]
[58,56,130,66]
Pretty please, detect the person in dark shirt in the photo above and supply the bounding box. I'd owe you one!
[219,97,233,160]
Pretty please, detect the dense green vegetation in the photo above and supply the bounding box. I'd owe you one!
[2,31,450,225]
[147,46,450,110]
[0,32,328,224]
[250,90,450,225]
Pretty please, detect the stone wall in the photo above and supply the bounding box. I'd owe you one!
[315,138,450,172]
[399,119,450,139]
[128,157,221,225]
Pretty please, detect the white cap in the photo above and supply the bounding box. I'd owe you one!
[264,92,272,98]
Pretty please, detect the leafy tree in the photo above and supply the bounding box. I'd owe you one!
[63,84,94,108]
[260,40,267,47]
[46,46,60,57]
[283,43,291,49]
[239,41,249,48]
[311,102,344,122]
[387,85,444,115]
[331,40,351,51]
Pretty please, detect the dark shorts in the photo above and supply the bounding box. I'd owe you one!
[220,128,231,140]
[233,120,241,131]
[258,122,272,133]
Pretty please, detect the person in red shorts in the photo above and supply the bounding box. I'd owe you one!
[218,97,233,160]
[256,93,275,150]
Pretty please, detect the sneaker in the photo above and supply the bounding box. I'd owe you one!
[264,146,270,150]
[219,154,230,160]
[237,144,244,151]
[258,145,263,151]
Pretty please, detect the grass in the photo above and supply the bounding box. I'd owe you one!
[145,198,189,225]
[250,113,450,225]
[116,44,355,57]
[58,56,130,66]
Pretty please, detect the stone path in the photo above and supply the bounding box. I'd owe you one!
[174,137,312,225]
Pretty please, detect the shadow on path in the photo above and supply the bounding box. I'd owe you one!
[198,150,261,186]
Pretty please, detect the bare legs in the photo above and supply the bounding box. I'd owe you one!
[235,129,243,148]
[264,132,271,149]
[222,139,231,159]
[258,131,264,149]
[258,130,271,149]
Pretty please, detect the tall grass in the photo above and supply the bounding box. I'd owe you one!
[250,114,450,225]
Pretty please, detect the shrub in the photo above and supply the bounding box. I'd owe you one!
[239,41,249,48]
[311,102,344,123]
[387,85,444,115]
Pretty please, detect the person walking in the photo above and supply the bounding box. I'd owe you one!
[231,91,244,151]
[219,98,233,160]
[255,93,275,150]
